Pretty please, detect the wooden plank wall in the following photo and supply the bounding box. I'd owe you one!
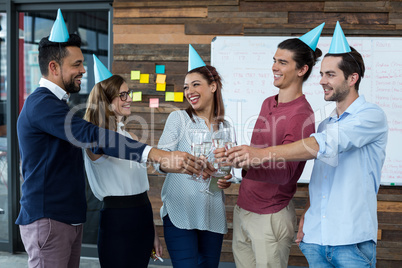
[112,1,402,266]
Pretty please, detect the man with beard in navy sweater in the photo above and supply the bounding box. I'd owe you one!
[16,10,200,268]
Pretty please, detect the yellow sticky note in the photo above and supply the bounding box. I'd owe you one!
[132,91,142,102]
[156,74,166,84]
[140,74,149,83]
[131,70,140,80]
[174,92,184,102]
[165,92,174,101]
[156,83,166,92]
[149,98,159,108]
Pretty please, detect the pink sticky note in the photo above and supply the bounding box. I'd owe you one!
[149,98,159,108]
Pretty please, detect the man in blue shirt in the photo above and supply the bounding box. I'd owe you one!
[223,23,388,268]
[17,16,202,268]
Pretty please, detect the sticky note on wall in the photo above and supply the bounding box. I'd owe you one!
[165,92,174,101]
[140,74,149,83]
[149,98,159,108]
[131,70,140,80]
[156,74,166,84]
[156,83,166,91]
[155,65,165,74]
[132,91,142,101]
[174,92,184,102]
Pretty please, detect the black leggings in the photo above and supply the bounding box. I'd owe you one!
[97,202,154,268]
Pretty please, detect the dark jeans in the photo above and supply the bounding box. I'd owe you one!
[163,214,224,268]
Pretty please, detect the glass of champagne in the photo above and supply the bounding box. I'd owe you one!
[201,124,231,195]
[190,130,205,181]
[225,126,242,184]
[196,131,213,181]
[211,123,227,176]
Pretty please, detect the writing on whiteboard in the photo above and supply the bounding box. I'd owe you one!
[212,36,402,185]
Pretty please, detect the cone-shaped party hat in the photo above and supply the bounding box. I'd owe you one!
[188,44,206,71]
[328,21,351,54]
[299,22,325,51]
[93,54,113,84]
[49,9,70,43]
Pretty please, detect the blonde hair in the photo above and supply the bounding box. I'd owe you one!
[84,75,126,131]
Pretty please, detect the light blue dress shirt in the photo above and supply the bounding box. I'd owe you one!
[303,96,388,246]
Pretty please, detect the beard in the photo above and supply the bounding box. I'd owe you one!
[325,82,349,102]
[60,68,82,94]
[63,77,81,94]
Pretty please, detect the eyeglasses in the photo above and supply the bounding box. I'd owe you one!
[118,90,134,101]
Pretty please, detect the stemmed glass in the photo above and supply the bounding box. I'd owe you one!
[196,130,213,181]
[190,130,206,182]
[224,126,242,184]
[211,123,228,176]
[200,123,231,195]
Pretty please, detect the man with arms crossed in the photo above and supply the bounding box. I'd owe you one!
[225,22,388,268]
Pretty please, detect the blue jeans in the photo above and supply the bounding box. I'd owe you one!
[163,214,224,268]
[299,240,376,268]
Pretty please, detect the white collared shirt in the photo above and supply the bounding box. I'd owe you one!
[39,78,69,101]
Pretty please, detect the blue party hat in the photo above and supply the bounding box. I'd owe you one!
[188,44,206,71]
[328,21,351,54]
[93,54,113,84]
[49,9,70,43]
[299,22,325,51]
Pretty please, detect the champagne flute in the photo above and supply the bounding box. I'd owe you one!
[201,124,231,195]
[196,131,213,181]
[211,123,227,176]
[190,130,205,181]
[225,126,242,184]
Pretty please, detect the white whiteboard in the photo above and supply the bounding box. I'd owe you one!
[211,36,402,185]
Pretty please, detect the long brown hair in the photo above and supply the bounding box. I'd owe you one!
[84,75,126,131]
[185,65,225,124]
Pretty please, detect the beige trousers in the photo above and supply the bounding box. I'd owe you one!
[232,202,296,268]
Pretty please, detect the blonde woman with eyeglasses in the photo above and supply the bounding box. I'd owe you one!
[83,75,162,267]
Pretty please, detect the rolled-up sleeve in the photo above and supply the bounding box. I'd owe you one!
[312,105,388,163]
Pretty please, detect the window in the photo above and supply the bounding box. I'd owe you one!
[0,12,7,243]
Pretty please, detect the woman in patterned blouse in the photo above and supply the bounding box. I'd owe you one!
[154,65,231,268]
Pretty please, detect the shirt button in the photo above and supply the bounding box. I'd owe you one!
[323,215,326,218]
[269,112,272,115]
[323,196,326,198]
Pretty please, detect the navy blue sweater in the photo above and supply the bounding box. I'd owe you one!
[16,87,147,225]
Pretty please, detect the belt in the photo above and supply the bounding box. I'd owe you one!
[103,192,149,209]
